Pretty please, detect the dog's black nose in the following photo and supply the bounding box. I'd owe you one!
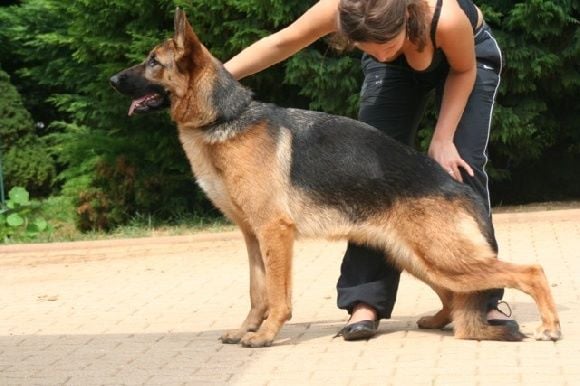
[110,74,121,89]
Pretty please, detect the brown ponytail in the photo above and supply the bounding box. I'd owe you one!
[406,0,430,51]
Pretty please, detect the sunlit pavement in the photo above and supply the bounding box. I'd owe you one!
[1,208,579,385]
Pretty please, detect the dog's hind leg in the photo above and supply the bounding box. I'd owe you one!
[417,284,453,329]
[430,260,561,341]
[221,228,268,344]
[453,291,526,341]
[383,199,559,341]
[240,217,295,348]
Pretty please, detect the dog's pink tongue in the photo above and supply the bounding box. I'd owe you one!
[128,95,149,116]
[128,100,138,116]
[128,99,142,116]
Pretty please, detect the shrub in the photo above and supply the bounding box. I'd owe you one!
[0,68,56,196]
[0,186,51,243]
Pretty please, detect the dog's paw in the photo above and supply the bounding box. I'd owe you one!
[219,329,245,344]
[534,326,562,341]
[240,331,274,348]
[416,315,450,330]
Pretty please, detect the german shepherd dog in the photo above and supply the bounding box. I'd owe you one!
[110,9,561,347]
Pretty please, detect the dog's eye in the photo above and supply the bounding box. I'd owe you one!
[148,57,161,67]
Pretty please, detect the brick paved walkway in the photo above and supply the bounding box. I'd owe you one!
[1,208,579,385]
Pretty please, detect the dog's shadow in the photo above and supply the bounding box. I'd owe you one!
[271,301,567,346]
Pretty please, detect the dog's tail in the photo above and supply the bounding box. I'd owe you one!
[453,291,526,341]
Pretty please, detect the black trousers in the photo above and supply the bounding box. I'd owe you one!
[337,25,505,319]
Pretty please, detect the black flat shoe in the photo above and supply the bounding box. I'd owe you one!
[488,300,520,330]
[335,320,379,341]
[488,319,520,330]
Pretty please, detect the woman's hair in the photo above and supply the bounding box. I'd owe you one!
[337,0,431,51]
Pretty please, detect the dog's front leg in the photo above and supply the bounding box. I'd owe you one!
[240,218,294,348]
[417,284,453,329]
[221,229,268,344]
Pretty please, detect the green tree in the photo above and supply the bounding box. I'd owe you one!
[482,0,580,203]
[0,0,324,231]
[283,0,580,203]
[0,0,577,233]
[1,0,207,230]
[0,67,56,195]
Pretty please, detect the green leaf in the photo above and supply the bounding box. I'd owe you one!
[33,217,48,232]
[6,213,25,227]
[26,224,39,236]
[8,187,30,206]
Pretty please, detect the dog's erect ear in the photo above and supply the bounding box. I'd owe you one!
[173,7,202,60]
[174,7,187,49]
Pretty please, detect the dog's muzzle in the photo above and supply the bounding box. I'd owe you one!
[109,71,170,116]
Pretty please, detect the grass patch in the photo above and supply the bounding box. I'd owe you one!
[5,194,578,245]
[5,195,235,244]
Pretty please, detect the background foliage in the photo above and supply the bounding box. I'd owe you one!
[0,68,56,195]
[0,0,578,233]
[0,186,50,242]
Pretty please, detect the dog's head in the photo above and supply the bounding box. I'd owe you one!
[109,8,211,116]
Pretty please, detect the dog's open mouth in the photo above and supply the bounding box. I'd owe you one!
[110,72,171,116]
[128,92,168,116]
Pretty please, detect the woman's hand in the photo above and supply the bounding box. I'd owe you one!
[428,138,474,182]
[429,12,478,183]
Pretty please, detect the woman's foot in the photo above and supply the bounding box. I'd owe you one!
[335,303,379,341]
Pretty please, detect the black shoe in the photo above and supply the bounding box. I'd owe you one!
[335,320,379,341]
[488,300,520,329]
[488,319,520,331]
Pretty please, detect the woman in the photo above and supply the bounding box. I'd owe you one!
[224,0,514,340]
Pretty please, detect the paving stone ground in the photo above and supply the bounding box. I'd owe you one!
[1,208,579,385]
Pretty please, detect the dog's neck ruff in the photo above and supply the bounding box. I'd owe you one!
[199,101,263,143]
[195,62,256,143]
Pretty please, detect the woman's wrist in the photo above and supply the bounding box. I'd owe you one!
[431,128,455,143]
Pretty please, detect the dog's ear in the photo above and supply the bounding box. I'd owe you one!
[173,8,203,61]
[173,7,188,50]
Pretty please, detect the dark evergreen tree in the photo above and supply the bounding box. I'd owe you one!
[0,68,56,195]
[0,0,577,230]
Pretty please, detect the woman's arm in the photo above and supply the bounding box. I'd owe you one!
[428,9,477,181]
[224,0,339,80]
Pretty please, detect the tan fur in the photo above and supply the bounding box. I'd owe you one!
[417,284,453,329]
[115,9,561,346]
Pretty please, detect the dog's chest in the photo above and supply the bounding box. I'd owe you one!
[178,131,233,211]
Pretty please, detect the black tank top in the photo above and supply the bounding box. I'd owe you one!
[384,0,480,73]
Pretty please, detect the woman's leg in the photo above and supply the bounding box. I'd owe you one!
[437,25,506,311]
[337,58,430,323]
